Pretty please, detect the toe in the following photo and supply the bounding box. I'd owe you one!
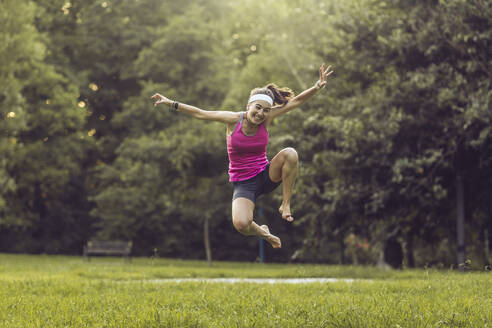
[283,214,294,222]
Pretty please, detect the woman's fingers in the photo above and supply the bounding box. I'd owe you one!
[151,93,166,100]
[151,93,165,106]
[322,65,333,83]
[323,66,333,80]
[315,63,333,89]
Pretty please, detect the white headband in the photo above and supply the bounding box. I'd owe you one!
[248,94,274,106]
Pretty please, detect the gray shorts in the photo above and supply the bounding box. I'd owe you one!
[232,164,281,203]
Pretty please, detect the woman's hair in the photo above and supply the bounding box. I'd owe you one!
[250,83,294,106]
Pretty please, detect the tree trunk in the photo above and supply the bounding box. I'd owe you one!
[339,235,346,264]
[484,229,490,266]
[204,216,212,267]
[406,233,415,268]
[456,174,466,271]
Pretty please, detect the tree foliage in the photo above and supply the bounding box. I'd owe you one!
[1,0,491,266]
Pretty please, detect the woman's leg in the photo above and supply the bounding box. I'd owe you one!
[232,197,281,248]
[269,147,299,222]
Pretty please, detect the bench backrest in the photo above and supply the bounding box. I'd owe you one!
[85,240,132,254]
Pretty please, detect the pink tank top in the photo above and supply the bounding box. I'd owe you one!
[227,112,269,182]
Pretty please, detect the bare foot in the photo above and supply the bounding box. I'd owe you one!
[260,225,282,248]
[260,225,270,234]
[278,203,294,222]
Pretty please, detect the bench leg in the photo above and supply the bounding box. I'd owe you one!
[83,247,88,261]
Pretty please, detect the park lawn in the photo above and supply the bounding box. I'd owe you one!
[0,254,490,327]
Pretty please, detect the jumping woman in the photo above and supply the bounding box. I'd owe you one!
[152,63,333,249]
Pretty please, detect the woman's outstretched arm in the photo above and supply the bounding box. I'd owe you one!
[151,93,239,124]
[269,63,333,119]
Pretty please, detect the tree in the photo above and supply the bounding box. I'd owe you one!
[294,0,492,266]
[0,0,90,253]
[0,0,31,228]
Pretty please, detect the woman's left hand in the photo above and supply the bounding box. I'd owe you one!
[317,63,334,89]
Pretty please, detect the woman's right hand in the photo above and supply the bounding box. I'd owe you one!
[151,93,171,107]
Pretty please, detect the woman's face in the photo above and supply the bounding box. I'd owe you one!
[246,100,271,125]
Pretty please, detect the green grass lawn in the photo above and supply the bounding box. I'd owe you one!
[0,254,490,327]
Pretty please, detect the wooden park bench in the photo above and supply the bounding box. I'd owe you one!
[83,240,133,261]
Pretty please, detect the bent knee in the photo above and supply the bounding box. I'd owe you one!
[283,147,298,163]
[232,216,251,234]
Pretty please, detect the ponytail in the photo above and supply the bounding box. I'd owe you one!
[249,83,295,106]
[266,83,294,105]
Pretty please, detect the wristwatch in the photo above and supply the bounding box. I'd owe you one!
[170,101,179,112]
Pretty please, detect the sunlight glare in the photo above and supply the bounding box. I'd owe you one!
[61,2,71,15]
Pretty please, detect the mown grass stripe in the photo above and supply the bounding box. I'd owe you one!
[0,254,490,327]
